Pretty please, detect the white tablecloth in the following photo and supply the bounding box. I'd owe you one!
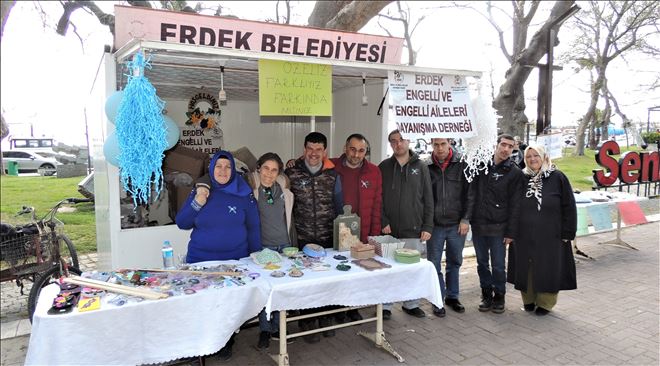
[248,251,443,315]
[25,253,442,365]
[25,274,270,365]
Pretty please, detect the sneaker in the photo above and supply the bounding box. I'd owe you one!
[217,344,232,361]
[257,331,270,349]
[444,298,465,313]
[492,293,505,314]
[382,309,392,320]
[271,331,280,340]
[347,309,363,321]
[432,305,446,318]
[478,288,493,312]
[402,306,426,318]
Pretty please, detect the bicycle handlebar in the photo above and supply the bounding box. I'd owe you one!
[66,198,93,204]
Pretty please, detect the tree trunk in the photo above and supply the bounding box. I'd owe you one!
[575,67,606,155]
[1,0,16,39]
[492,1,575,137]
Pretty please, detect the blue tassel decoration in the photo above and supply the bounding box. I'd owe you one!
[115,52,167,207]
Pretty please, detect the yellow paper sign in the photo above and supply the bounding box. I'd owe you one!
[258,60,332,116]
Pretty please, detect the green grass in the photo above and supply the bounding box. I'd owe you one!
[1,176,96,254]
[554,146,645,191]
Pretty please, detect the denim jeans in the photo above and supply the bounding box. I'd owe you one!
[472,235,506,294]
[427,225,466,300]
[258,244,288,333]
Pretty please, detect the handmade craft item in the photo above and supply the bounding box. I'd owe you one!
[288,268,304,277]
[302,244,326,258]
[394,248,421,264]
[282,247,299,257]
[333,205,361,250]
[114,51,168,207]
[368,235,405,259]
[351,258,392,271]
[63,276,169,300]
[350,243,376,259]
[336,263,351,271]
[251,248,283,265]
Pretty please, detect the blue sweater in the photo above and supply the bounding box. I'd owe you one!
[176,151,261,263]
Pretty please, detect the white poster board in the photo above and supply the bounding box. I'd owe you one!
[388,71,477,140]
[536,133,563,160]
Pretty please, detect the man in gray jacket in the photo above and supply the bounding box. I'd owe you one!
[379,129,434,319]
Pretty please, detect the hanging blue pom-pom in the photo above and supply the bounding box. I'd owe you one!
[115,51,167,206]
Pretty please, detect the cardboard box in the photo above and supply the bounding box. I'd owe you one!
[163,145,210,220]
[163,144,210,177]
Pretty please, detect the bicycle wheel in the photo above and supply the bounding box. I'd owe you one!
[58,234,80,270]
[28,265,82,323]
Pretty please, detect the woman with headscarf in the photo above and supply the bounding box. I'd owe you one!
[506,144,577,316]
[175,150,261,361]
[176,150,261,263]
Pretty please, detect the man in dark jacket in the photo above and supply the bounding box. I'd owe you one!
[379,130,434,319]
[427,138,475,318]
[471,134,524,314]
[285,132,343,343]
[330,133,382,323]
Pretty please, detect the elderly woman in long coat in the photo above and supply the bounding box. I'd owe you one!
[507,143,577,316]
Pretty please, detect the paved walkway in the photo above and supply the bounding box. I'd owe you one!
[1,222,659,365]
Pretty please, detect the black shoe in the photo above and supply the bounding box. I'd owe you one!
[257,331,270,349]
[535,307,550,316]
[382,309,392,320]
[523,303,536,312]
[271,331,280,340]
[478,288,493,312]
[432,305,446,318]
[347,309,363,321]
[402,306,426,318]
[319,317,335,337]
[217,344,232,361]
[492,293,505,314]
[444,298,465,313]
[300,320,320,344]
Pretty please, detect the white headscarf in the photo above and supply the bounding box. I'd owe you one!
[523,144,556,211]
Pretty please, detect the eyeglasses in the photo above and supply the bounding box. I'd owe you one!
[264,187,274,205]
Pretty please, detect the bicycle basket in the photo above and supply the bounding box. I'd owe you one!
[0,231,55,276]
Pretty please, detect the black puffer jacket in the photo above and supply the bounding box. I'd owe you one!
[471,157,524,238]
[428,149,476,226]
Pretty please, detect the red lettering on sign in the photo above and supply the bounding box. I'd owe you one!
[619,152,641,184]
[593,140,620,186]
[593,140,660,186]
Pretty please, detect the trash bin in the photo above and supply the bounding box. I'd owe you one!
[7,161,19,176]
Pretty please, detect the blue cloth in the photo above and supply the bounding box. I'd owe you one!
[176,150,261,262]
[427,225,466,299]
[472,235,506,294]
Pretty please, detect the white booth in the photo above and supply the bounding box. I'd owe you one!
[89,6,482,270]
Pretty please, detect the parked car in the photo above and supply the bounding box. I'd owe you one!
[2,150,61,176]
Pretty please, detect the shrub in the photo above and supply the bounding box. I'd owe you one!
[641,131,660,144]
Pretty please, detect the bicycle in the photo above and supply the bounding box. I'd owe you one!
[0,197,92,322]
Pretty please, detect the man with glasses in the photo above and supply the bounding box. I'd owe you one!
[379,129,434,320]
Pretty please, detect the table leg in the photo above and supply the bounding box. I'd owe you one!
[357,304,404,363]
[274,310,289,366]
[599,209,638,250]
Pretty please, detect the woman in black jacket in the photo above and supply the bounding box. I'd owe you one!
[507,143,577,316]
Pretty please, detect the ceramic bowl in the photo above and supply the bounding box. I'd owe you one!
[282,247,299,257]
